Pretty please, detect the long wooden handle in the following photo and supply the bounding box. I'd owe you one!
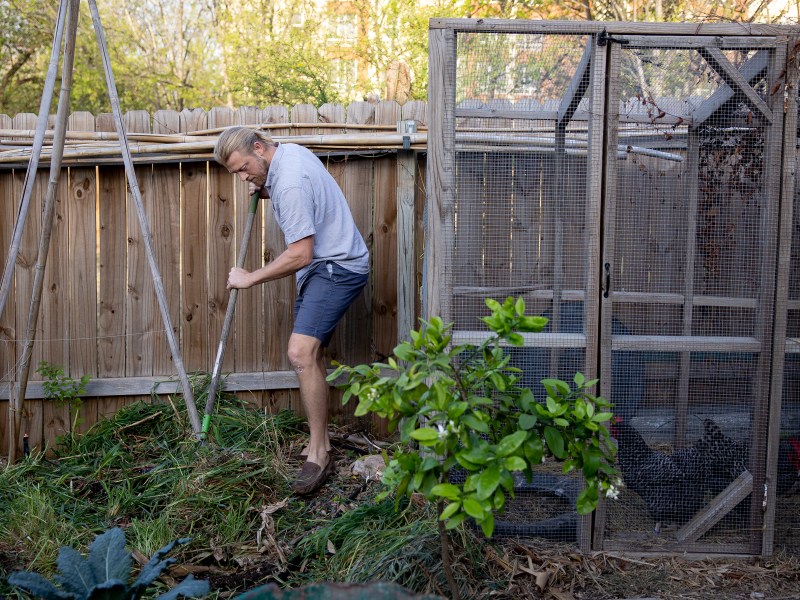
[202,192,261,435]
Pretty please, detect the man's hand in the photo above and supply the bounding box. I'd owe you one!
[248,182,269,199]
[227,267,253,289]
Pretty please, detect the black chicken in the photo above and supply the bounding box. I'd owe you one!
[698,418,800,498]
[611,420,706,533]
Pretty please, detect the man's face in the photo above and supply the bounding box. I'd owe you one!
[225,144,269,188]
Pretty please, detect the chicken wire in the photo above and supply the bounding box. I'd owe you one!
[430,24,797,554]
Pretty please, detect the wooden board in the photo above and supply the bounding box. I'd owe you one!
[124,111,155,378]
[233,106,266,376]
[151,110,182,376]
[96,112,129,421]
[206,108,236,374]
[179,108,209,372]
[65,111,98,437]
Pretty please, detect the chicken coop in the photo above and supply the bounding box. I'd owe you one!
[426,19,800,556]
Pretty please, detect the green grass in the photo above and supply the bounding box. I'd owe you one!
[0,396,477,598]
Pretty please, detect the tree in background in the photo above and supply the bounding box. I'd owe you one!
[1,0,797,114]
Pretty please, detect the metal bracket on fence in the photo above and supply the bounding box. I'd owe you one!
[398,120,417,151]
[598,28,629,47]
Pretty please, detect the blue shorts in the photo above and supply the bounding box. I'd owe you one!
[293,261,368,347]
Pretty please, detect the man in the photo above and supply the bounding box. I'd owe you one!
[213,127,370,494]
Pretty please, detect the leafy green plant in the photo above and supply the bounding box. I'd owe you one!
[7,527,208,600]
[36,362,91,446]
[330,297,620,600]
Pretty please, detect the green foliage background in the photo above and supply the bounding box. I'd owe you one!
[1,0,794,115]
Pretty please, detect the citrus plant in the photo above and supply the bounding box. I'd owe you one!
[330,297,619,597]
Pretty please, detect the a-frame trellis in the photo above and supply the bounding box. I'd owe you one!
[0,0,201,460]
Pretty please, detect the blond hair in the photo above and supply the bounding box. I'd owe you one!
[213,127,274,164]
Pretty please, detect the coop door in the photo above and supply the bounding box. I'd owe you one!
[595,36,785,554]
[429,28,607,550]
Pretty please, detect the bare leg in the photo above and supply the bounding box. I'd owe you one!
[288,332,331,467]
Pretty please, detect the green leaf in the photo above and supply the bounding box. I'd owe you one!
[7,572,72,600]
[544,427,566,459]
[476,465,501,500]
[86,527,131,587]
[354,398,372,417]
[462,497,485,520]
[582,447,601,478]
[431,483,461,501]
[523,437,544,465]
[592,412,614,422]
[504,456,527,471]
[496,430,527,457]
[493,489,506,511]
[409,428,439,442]
[444,513,467,530]
[514,296,525,315]
[480,513,495,537]
[554,418,569,427]
[576,488,598,515]
[519,413,537,430]
[573,372,585,386]
[541,378,571,397]
[462,414,489,433]
[545,396,559,414]
[439,502,461,521]
[155,575,209,600]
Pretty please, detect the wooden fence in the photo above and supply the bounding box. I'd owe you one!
[0,101,428,455]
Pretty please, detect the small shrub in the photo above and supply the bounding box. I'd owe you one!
[8,527,208,600]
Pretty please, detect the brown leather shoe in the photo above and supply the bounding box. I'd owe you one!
[291,456,337,495]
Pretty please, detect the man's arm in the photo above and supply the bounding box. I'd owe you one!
[227,235,314,289]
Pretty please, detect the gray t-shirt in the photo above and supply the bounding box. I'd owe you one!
[264,143,370,289]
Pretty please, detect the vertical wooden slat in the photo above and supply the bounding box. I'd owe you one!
[483,100,513,293]
[372,100,401,436]
[763,35,798,557]
[594,39,618,552]
[334,102,374,369]
[179,109,209,373]
[749,41,787,554]
[373,101,400,358]
[96,112,128,419]
[151,110,182,375]
[425,28,456,323]
[12,112,43,454]
[0,113,14,454]
[66,111,98,435]
[291,104,319,136]
[207,107,236,375]
[260,106,293,413]
[233,106,266,385]
[124,110,154,379]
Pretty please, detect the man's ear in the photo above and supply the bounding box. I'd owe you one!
[252,141,264,156]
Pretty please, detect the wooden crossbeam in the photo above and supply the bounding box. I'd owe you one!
[675,470,753,544]
[558,39,593,127]
[694,48,771,125]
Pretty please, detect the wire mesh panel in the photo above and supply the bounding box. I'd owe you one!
[599,39,783,554]
[429,20,795,557]
[447,30,601,547]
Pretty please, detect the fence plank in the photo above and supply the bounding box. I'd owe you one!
[291,104,319,135]
[12,112,44,454]
[66,111,98,436]
[96,113,128,421]
[124,111,154,378]
[151,110,182,375]
[373,101,400,359]
[260,106,293,413]
[207,107,236,375]
[233,106,265,376]
[0,113,13,454]
[335,102,374,367]
[179,109,209,372]
[371,100,401,437]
